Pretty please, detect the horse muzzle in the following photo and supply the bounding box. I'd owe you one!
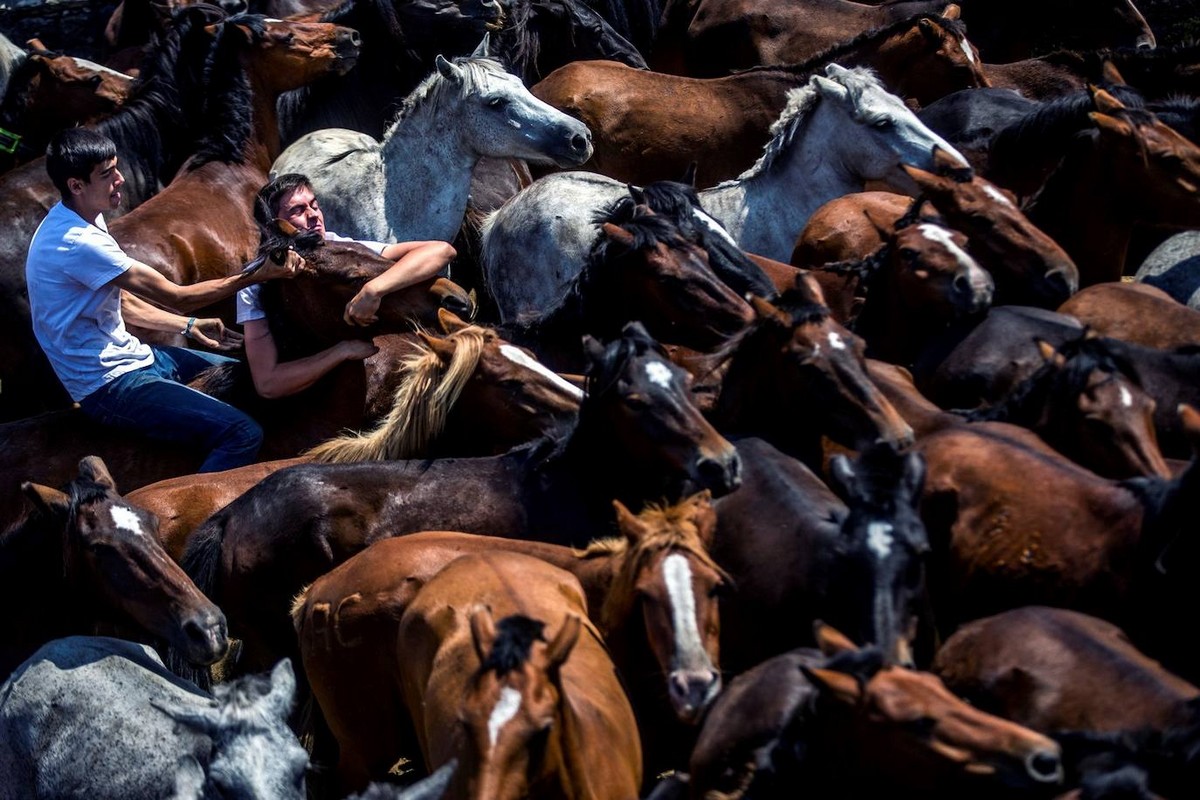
[695,447,742,497]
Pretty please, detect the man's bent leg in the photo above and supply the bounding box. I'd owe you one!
[80,368,263,473]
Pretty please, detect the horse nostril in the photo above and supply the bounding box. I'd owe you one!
[570,134,589,152]
[1025,750,1063,783]
[349,30,362,46]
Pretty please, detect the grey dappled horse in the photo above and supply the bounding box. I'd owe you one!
[480,64,969,321]
[0,636,456,800]
[271,41,592,245]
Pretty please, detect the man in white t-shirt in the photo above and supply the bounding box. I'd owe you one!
[236,173,456,398]
[26,129,299,472]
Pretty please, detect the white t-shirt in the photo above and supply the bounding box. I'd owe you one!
[26,202,154,401]
[236,231,388,324]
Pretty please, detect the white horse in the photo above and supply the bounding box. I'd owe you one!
[480,63,971,321]
[271,45,593,244]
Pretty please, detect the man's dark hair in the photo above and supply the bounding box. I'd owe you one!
[254,173,314,231]
[46,129,118,199]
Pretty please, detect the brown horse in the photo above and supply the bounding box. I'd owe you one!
[0,43,136,172]
[795,149,1079,308]
[0,233,468,530]
[295,492,723,789]
[988,87,1200,287]
[530,11,986,186]
[801,206,994,368]
[126,312,582,558]
[1058,282,1200,351]
[0,456,227,682]
[934,606,1200,735]
[181,322,740,676]
[682,289,913,469]
[110,13,361,336]
[307,551,643,798]
[686,624,1064,799]
[915,405,1200,677]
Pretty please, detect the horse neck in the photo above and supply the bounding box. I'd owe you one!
[854,270,946,367]
[379,103,479,242]
[245,72,288,171]
[1026,154,1130,287]
[705,101,862,259]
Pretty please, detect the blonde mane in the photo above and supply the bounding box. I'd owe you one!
[586,493,728,634]
[304,325,496,463]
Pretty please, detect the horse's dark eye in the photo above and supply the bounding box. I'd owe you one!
[487,97,507,109]
[872,118,893,130]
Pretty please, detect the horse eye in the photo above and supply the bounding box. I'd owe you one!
[872,118,893,130]
[487,97,507,109]
[625,392,651,409]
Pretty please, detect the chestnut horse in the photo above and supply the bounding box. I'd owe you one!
[0,231,468,529]
[109,13,361,333]
[181,322,740,676]
[1058,282,1200,352]
[795,149,1079,308]
[0,456,227,682]
[686,624,1063,799]
[915,405,1200,679]
[0,44,136,172]
[530,11,987,186]
[395,554,642,800]
[295,492,723,789]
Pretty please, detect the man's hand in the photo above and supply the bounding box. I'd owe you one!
[190,318,244,351]
[344,286,381,327]
[256,249,304,282]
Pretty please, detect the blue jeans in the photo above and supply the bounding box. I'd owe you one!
[79,346,263,473]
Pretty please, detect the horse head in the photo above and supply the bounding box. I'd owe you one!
[417,53,592,167]
[603,492,727,724]
[880,12,990,106]
[462,610,581,800]
[889,216,994,318]
[902,150,1079,307]
[20,456,228,667]
[824,445,930,667]
[580,321,742,499]
[803,625,1065,790]
[811,63,971,191]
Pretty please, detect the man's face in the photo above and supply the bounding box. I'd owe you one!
[72,157,124,215]
[278,185,325,237]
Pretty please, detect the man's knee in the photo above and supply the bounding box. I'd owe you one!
[225,413,264,452]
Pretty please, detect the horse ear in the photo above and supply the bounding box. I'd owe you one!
[1090,86,1127,115]
[263,659,297,720]
[918,17,939,43]
[418,330,457,364]
[582,334,606,367]
[628,184,647,205]
[436,55,464,84]
[614,499,651,545]
[601,222,637,248]
[78,455,117,491]
[1035,338,1067,368]
[470,605,498,665]
[1100,59,1127,88]
[748,294,789,326]
[21,482,70,518]
[814,621,859,656]
[687,490,718,545]
[801,665,862,704]
[940,3,961,19]
[1179,404,1200,449]
[813,75,850,105]
[827,455,860,502]
[680,162,698,187]
[472,32,491,58]
[437,307,472,335]
[930,146,973,181]
[1089,111,1134,138]
[153,699,221,734]
[546,613,582,670]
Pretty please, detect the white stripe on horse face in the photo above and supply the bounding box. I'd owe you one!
[499,344,584,400]
[867,521,894,561]
[487,686,522,750]
[921,224,979,277]
[646,361,673,389]
[69,57,132,81]
[827,331,846,351]
[1120,384,1133,408]
[110,505,146,537]
[663,553,706,666]
[982,184,1015,208]
[959,37,977,65]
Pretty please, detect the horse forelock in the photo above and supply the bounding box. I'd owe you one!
[479,615,546,677]
[306,325,492,463]
[187,12,258,169]
[385,56,511,136]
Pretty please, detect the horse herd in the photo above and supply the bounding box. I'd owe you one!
[1,0,1199,797]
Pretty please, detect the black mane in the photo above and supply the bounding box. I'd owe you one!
[187,12,266,169]
[480,615,546,676]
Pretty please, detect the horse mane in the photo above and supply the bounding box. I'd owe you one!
[489,0,539,81]
[733,67,884,182]
[730,11,970,81]
[964,333,1141,425]
[305,325,496,463]
[479,615,546,677]
[185,13,264,169]
[590,493,728,632]
[382,55,512,137]
[0,51,44,128]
